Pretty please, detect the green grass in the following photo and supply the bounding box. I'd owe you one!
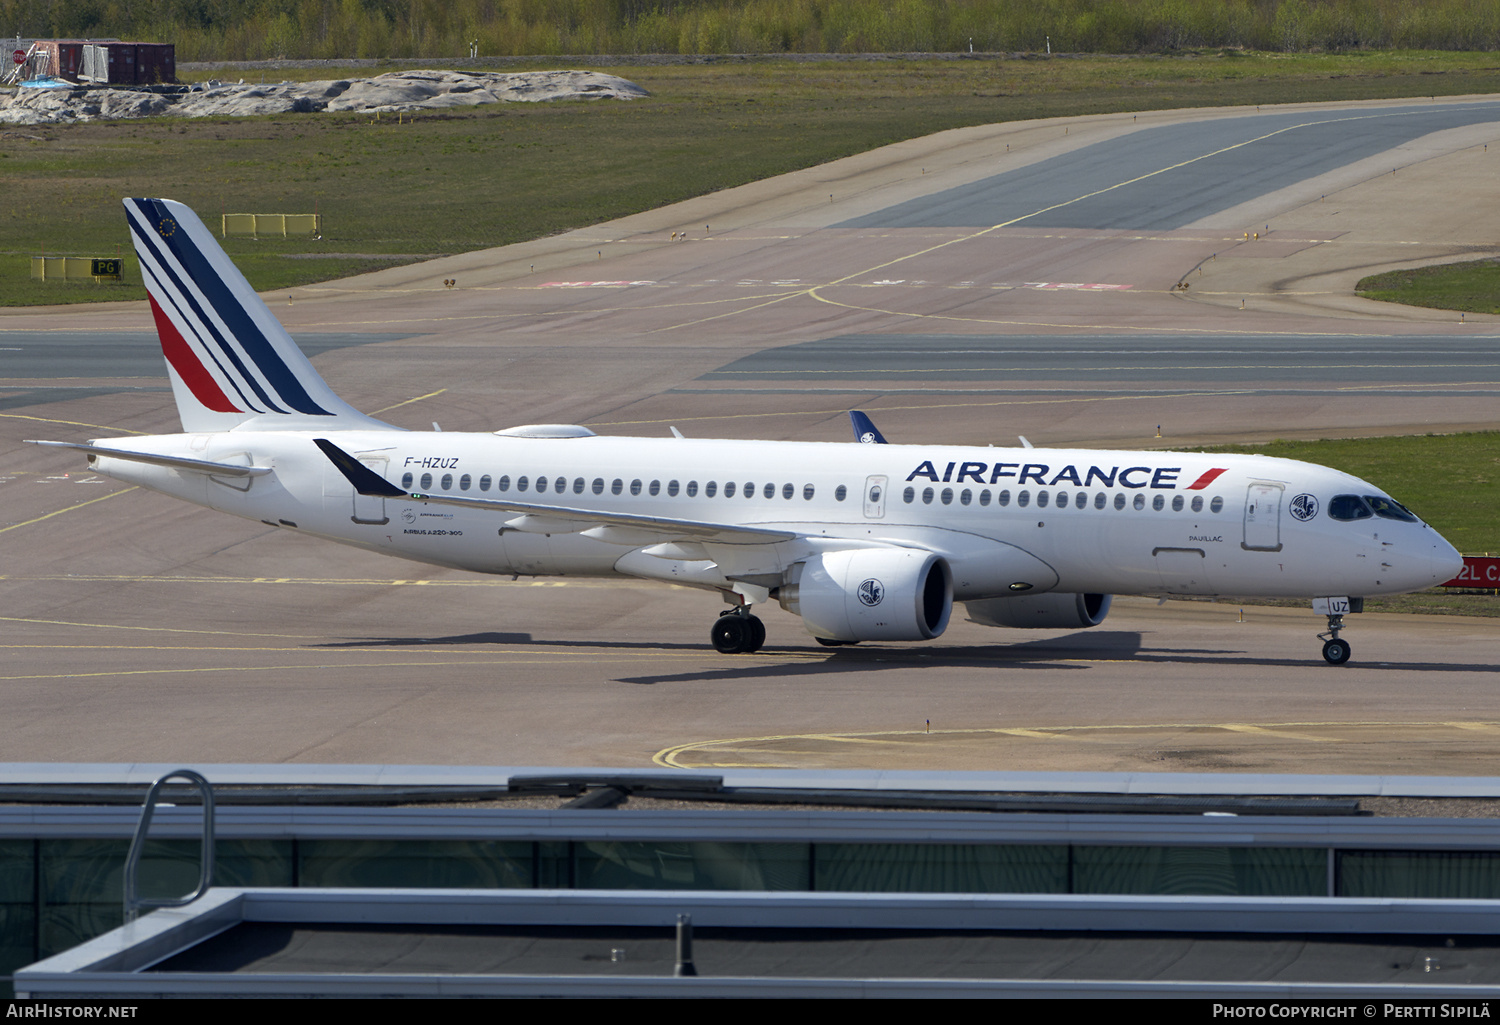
[5,51,1500,305]
[1357,258,1500,315]
[1200,432,1500,555]
[0,253,427,306]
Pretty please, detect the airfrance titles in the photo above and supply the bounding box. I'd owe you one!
[905,461,1227,491]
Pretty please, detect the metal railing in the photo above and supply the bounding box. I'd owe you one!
[123,769,215,924]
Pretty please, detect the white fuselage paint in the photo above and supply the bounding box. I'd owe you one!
[87,431,1462,604]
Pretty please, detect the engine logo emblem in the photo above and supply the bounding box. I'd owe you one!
[1289,493,1319,521]
[857,578,884,607]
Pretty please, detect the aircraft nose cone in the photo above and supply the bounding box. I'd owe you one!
[1432,535,1464,586]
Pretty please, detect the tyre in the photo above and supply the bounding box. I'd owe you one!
[1322,638,1351,665]
[711,616,749,654]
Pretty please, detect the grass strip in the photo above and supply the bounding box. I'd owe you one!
[1357,258,1500,315]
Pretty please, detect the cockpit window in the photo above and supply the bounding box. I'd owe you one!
[1328,495,1372,521]
[1365,495,1419,523]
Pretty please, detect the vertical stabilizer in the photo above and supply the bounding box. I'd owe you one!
[124,197,391,433]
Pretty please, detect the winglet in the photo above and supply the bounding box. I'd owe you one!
[314,438,406,498]
[849,410,888,444]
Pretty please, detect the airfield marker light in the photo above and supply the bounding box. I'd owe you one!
[1241,299,1245,309]
[1156,425,1161,438]
[926,719,930,733]
[1239,608,1244,623]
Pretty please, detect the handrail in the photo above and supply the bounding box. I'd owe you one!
[123,769,215,923]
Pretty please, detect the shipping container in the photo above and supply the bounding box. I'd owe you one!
[32,41,83,81]
[134,42,174,84]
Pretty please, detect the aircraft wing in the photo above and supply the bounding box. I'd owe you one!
[26,440,274,478]
[316,438,796,545]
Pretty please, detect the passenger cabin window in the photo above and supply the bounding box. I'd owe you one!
[573,478,585,494]
[687,481,699,497]
[497,475,511,492]
[459,474,471,491]
[835,485,847,502]
[1210,496,1223,513]
[705,481,717,497]
[1017,490,1030,508]
[593,478,605,495]
[420,473,433,490]
[979,490,991,507]
[401,472,414,489]
[724,482,737,498]
[1190,495,1202,512]
[535,476,547,493]
[479,475,492,492]
[904,487,916,504]
[803,484,815,500]
[997,490,1011,507]
[782,483,794,500]
[611,479,623,496]
[668,480,679,497]
[649,480,661,496]
[517,476,529,492]
[1114,493,1126,510]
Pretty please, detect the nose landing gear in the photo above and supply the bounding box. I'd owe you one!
[1314,596,1360,665]
[710,608,766,654]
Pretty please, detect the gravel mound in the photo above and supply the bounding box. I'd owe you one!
[0,69,648,124]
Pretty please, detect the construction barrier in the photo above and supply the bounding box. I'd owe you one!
[222,213,321,239]
[30,257,123,283]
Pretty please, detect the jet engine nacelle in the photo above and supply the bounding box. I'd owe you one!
[964,592,1112,629]
[781,549,952,642]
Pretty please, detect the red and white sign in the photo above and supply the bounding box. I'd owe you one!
[13,49,25,65]
[1442,556,1500,588]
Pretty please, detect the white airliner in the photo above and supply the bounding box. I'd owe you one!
[30,199,1462,664]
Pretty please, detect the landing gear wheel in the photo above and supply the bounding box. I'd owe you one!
[1322,638,1351,665]
[745,615,766,653]
[710,612,765,654]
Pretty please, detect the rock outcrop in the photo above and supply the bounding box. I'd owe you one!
[0,70,648,124]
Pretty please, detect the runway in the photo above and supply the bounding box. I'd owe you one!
[2,96,1497,771]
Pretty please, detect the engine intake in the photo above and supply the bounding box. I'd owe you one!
[965,592,1112,629]
[781,549,952,643]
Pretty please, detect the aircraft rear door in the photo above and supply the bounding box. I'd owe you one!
[352,456,390,524]
[1242,482,1283,552]
[863,475,888,519]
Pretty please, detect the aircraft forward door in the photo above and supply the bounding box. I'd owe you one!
[863,475,888,519]
[1242,482,1283,552]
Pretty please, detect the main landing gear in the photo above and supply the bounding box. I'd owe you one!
[711,607,766,654]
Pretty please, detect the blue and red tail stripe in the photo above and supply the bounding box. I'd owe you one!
[126,198,334,418]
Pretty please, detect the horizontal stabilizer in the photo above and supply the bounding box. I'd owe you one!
[27,440,272,477]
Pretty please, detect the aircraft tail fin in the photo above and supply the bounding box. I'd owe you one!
[124,197,391,433]
[849,410,888,444]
